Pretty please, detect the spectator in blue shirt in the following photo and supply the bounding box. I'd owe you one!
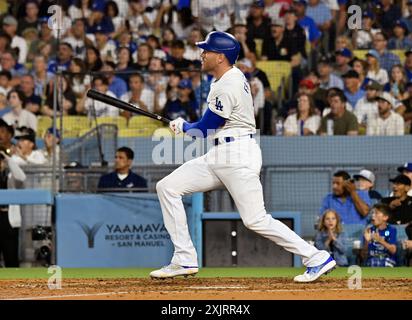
[372,32,401,73]
[400,0,412,34]
[162,79,199,122]
[86,1,114,35]
[292,0,321,45]
[362,203,397,267]
[47,42,73,73]
[306,0,332,33]
[315,209,348,266]
[342,70,366,110]
[101,61,128,99]
[98,147,147,192]
[320,170,371,225]
[388,20,412,50]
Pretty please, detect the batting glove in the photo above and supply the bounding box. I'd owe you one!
[169,117,186,135]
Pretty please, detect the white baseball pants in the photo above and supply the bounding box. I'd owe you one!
[156,137,329,267]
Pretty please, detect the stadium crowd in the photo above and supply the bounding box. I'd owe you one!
[0,0,411,138]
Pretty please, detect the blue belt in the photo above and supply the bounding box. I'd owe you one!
[214,134,253,146]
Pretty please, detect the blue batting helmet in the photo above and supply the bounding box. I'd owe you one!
[196,31,240,65]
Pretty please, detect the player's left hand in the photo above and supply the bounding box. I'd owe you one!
[169,117,186,135]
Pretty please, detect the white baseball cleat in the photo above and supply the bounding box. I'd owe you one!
[293,256,336,283]
[150,263,199,279]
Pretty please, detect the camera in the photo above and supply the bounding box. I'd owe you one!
[32,226,52,266]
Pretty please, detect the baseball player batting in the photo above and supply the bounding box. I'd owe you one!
[150,31,336,282]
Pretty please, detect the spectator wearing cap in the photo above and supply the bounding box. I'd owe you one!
[101,61,128,99]
[396,163,412,197]
[261,20,291,61]
[191,0,235,33]
[1,15,28,65]
[94,24,117,62]
[63,18,94,60]
[383,64,409,101]
[11,127,47,166]
[317,56,344,90]
[41,127,60,165]
[17,0,39,37]
[232,24,256,61]
[342,70,366,109]
[365,49,389,86]
[2,89,37,133]
[292,0,321,47]
[47,42,73,74]
[362,203,397,267]
[86,0,114,35]
[400,81,412,133]
[168,40,191,69]
[319,90,358,135]
[27,17,58,63]
[375,0,402,36]
[162,79,199,122]
[283,92,321,136]
[354,11,381,49]
[354,170,383,205]
[238,58,265,118]
[283,9,307,60]
[372,32,401,73]
[388,20,412,50]
[366,92,404,136]
[0,118,15,156]
[332,48,352,78]
[320,170,371,225]
[381,175,412,239]
[354,79,381,127]
[245,1,272,42]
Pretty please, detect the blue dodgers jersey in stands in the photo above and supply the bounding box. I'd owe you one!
[366,224,397,267]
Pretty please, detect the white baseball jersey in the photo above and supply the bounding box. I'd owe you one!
[191,0,234,32]
[207,66,256,139]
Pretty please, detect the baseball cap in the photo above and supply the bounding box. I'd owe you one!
[318,56,331,65]
[272,19,285,28]
[238,58,252,68]
[46,127,61,139]
[335,48,352,58]
[353,170,376,184]
[299,78,316,89]
[15,127,36,144]
[376,92,395,106]
[178,79,192,89]
[394,20,408,31]
[252,0,265,8]
[293,0,307,6]
[362,11,374,19]
[366,49,380,60]
[397,162,412,173]
[389,174,411,186]
[92,0,106,12]
[95,23,110,34]
[2,15,18,26]
[365,79,382,91]
[342,70,359,79]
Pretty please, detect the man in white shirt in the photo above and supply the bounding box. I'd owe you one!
[2,16,28,65]
[367,92,405,135]
[77,76,119,117]
[11,128,47,166]
[2,89,37,133]
[120,73,157,113]
[354,79,381,125]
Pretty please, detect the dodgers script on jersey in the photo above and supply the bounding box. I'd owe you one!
[207,66,256,139]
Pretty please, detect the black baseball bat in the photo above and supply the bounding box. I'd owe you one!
[86,89,171,124]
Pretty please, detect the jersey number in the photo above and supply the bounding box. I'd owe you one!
[215,97,223,111]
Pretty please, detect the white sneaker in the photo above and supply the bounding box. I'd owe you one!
[150,263,199,279]
[294,256,336,283]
